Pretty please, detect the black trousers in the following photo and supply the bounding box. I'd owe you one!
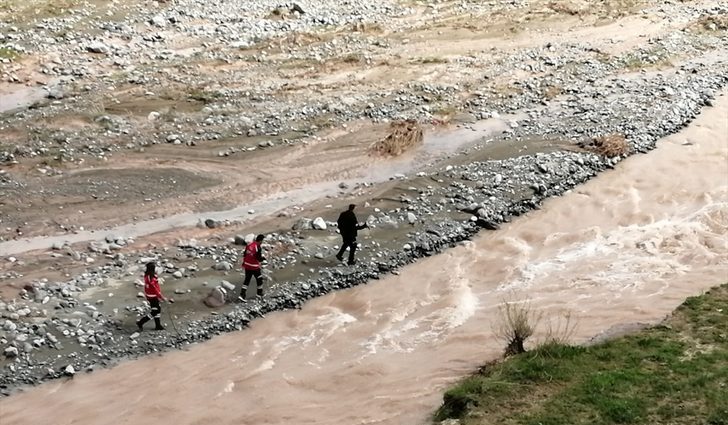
[138,297,162,328]
[242,269,264,297]
[147,297,161,318]
[336,237,357,263]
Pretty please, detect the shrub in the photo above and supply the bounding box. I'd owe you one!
[580,133,630,157]
[369,119,423,157]
[494,300,543,356]
[542,310,579,345]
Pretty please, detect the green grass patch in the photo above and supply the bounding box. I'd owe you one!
[433,284,728,425]
[0,46,21,60]
[612,46,675,72]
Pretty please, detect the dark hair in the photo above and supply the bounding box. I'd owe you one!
[256,234,265,242]
[145,262,156,278]
[348,204,356,211]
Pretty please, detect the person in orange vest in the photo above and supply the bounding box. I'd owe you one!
[136,262,168,331]
[239,234,267,302]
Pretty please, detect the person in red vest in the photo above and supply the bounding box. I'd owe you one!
[136,262,168,331]
[239,234,267,302]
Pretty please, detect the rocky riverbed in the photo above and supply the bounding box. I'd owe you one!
[0,0,727,395]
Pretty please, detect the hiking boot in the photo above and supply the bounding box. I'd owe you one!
[236,296,246,303]
[136,316,150,331]
[153,318,164,331]
[336,254,344,262]
[348,260,357,266]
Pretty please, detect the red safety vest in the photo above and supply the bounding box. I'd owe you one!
[144,275,162,299]
[243,241,261,271]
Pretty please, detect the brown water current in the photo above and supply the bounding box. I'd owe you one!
[1,94,726,424]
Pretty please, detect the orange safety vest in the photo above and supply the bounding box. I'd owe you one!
[144,275,162,299]
[243,241,261,271]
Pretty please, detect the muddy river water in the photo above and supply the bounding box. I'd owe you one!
[1,94,726,424]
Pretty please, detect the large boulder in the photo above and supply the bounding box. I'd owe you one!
[379,215,399,229]
[407,212,417,224]
[86,42,109,54]
[475,219,500,231]
[177,239,198,248]
[4,346,18,358]
[3,320,17,331]
[213,261,233,271]
[292,218,313,231]
[312,217,327,230]
[233,234,255,246]
[220,280,236,292]
[203,287,228,308]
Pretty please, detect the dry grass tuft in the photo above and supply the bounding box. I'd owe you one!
[369,120,423,157]
[342,53,364,64]
[581,134,630,157]
[543,85,563,100]
[542,311,579,345]
[494,300,543,357]
[547,1,585,16]
[691,14,728,32]
[350,22,383,33]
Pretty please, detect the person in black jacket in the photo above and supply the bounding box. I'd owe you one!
[336,204,368,265]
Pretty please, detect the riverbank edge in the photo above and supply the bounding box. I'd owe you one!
[432,283,728,424]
